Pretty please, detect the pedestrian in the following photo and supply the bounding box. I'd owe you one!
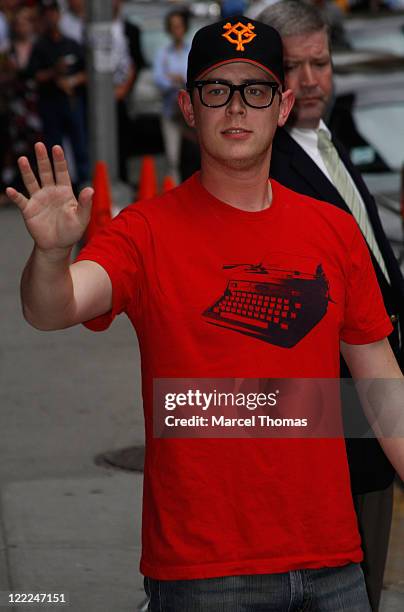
[59,0,136,183]
[7,14,404,611]
[111,0,136,183]
[28,0,89,188]
[153,7,191,184]
[259,3,404,608]
[7,5,42,191]
[59,0,85,44]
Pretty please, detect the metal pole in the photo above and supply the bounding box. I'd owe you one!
[85,0,118,181]
[400,163,404,265]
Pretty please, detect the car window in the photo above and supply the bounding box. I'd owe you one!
[345,15,404,56]
[353,103,404,171]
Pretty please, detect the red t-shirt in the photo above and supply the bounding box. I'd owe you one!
[76,174,392,580]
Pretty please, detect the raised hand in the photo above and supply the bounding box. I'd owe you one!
[6,142,93,252]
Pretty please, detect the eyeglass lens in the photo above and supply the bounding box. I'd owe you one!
[200,82,276,108]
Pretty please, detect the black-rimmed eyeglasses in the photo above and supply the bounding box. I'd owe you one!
[190,80,280,109]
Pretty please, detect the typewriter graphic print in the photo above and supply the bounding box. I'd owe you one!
[202,261,333,348]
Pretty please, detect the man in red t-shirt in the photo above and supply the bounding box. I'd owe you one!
[7,15,404,612]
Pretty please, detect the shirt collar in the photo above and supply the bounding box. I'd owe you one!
[287,118,331,144]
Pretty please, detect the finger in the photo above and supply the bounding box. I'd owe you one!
[6,187,29,211]
[35,141,55,187]
[17,156,40,196]
[52,145,72,188]
[77,187,94,223]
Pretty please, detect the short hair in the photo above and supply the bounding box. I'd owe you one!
[258,0,329,38]
[164,8,190,35]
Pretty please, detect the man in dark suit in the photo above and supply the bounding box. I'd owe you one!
[259,2,404,610]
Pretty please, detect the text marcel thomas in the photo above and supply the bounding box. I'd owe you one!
[162,388,308,429]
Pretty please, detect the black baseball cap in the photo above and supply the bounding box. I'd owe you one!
[186,15,284,88]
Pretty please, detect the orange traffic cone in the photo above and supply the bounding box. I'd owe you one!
[85,161,112,243]
[138,156,157,200]
[162,175,176,193]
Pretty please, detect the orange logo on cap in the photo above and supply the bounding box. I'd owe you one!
[222,22,256,52]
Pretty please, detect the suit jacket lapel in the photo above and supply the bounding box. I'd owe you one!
[273,129,351,213]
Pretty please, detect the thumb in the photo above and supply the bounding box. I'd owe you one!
[77,187,94,221]
[78,186,94,208]
[5,187,28,212]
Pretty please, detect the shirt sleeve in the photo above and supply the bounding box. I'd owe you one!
[153,46,172,91]
[74,206,149,332]
[340,221,393,344]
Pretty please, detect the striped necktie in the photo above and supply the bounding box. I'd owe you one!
[317,128,390,284]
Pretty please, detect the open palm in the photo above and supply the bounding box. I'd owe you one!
[6,142,93,251]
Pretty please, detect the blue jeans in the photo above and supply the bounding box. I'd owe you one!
[144,563,371,611]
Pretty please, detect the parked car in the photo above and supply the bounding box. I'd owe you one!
[344,12,404,56]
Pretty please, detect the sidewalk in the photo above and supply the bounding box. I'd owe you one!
[1,202,403,611]
[0,205,146,610]
[1,474,145,611]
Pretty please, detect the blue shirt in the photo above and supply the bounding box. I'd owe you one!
[153,41,190,118]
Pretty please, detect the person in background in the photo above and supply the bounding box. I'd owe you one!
[153,7,191,184]
[259,2,404,609]
[0,2,10,53]
[59,0,85,44]
[7,4,42,191]
[112,0,136,183]
[0,0,31,205]
[59,0,136,182]
[0,0,21,44]
[0,0,12,205]
[28,0,89,188]
[220,0,247,18]
[123,14,147,76]
[9,4,36,68]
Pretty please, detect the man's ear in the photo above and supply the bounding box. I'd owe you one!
[277,89,295,127]
[177,89,195,128]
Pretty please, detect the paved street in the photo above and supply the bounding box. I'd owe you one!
[0,195,403,611]
[0,205,145,610]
